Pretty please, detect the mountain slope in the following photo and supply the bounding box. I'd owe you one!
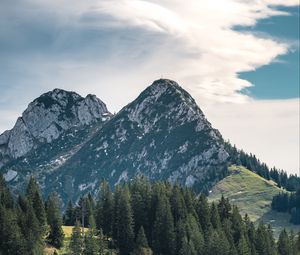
[208,165,299,237]
[0,89,111,193]
[1,79,229,203]
[46,79,229,202]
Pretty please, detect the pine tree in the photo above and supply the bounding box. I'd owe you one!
[185,214,204,254]
[0,205,25,255]
[46,193,64,249]
[84,215,100,255]
[113,185,135,255]
[17,195,44,254]
[170,185,187,222]
[237,234,251,255]
[278,229,291,255]
[132,226,153,255]
[197,193,211,233]
[26,176,47,232]
[69,221,83,255]
[152,193,175,255]
[64,200,76,226]
[96,180,114,236]
[0,174,14,209]
[218,195,232,220]
[210,202,221,229]
[206,230,230,255]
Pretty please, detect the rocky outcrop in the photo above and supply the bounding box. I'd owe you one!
[1,80,229,205]
[0,89,111,167]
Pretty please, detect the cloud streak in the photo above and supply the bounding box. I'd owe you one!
[0,0,299,173]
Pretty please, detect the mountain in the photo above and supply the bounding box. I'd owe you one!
[0,79,229,203]
[0,89,112,190]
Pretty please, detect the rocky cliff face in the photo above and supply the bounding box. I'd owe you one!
[0,89,111,168]
[1,80,229,205]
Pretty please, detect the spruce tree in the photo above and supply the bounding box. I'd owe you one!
[26,176,47,231]
[152,193,175,255]
[0,205,25,255]
[237,234,251,255]
[69,221,83,255]
[278,229,291,255]
[96,180,113,236]
[210,202,221,229]
[64,200,76,226]
[132,226,153,255]
[18,195,44,254]
[197,193,211,233]
[114,185,135,255]
[46,193,64,249]
[84,215,100,255]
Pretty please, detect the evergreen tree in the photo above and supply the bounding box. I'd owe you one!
[26,176,47,232]
[152,193,175,255]
[64,200,76,226]
[218,195,231,221]
[84,215,100,255]
[237,234,251,255]
[46,193,64,249]
[278,229,291,255]
[0,174,14,209]
[69,221,83,255]
[18,195,44,254]
[210,202,221,229]
[96,180,114,236]
[113,185,135,255]
[0,205,25,255]
[197,193,211,233]
[132,226,153,255]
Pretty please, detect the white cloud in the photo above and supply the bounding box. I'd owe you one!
[203,99,300,175]
[0,0,299,173]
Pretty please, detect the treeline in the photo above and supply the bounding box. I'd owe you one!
[0,175,64,254]
[225,142,300,192]
[1,174,300,255]
[64,177,300,255]
[272,189,300,225]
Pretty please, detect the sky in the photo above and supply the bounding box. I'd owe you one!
[0,0,299,175]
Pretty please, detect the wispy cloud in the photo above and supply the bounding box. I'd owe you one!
[0,0,299,173]
[0,0,298,110]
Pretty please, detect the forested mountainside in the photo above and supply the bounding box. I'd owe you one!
[1,174,299,255]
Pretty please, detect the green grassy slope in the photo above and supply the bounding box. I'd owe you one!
[208,165,300,237]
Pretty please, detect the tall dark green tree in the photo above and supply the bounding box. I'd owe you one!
[46,193,64,249]
[17,195,44,254]
[152,193,175,255]
[64,200,76,226]
[278,229,291,255]
[197,193,211,233]
[69,221,83,255]
[26,176,47,232]
[96,180,114,237]
[113,185,135,255]
[84,215,100,255]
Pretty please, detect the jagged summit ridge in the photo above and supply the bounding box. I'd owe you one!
[0,88,111,167]
[1,79,229,204]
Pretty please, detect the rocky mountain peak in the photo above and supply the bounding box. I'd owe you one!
[0,88,111,168]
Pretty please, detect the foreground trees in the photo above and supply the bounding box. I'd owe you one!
[0,173,300,255]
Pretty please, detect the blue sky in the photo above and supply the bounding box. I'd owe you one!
[0,0,299,174]
[240,6,299,99]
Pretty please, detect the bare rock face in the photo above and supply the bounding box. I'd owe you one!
[1,79,229,205]
[0,89,111,167]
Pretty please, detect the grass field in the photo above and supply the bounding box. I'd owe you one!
[44,226,89,255]
[208,165,300,238]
